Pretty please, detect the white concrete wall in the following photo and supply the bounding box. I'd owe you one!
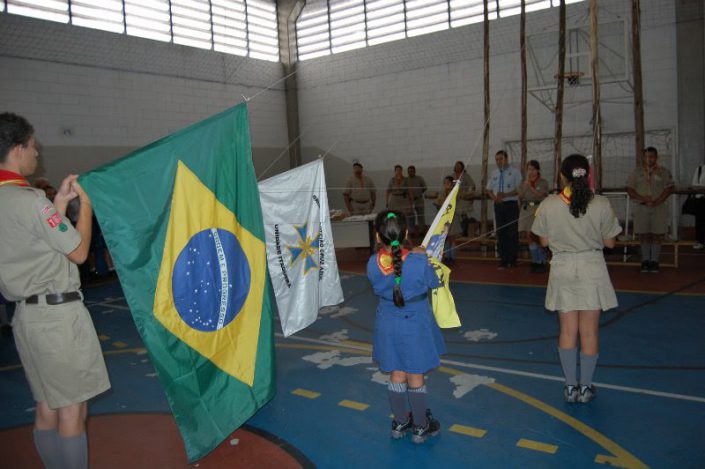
[0,14,289,185]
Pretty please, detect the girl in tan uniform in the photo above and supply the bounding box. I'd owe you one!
[517,160,549,272]
[532,154,622,403]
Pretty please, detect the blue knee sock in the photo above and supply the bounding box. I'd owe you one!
[529,243,539,263]
[407,385,428,427]
[387,382,409,423]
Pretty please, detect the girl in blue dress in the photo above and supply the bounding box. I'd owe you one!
[367,210,446,444]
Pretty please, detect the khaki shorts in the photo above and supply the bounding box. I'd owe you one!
[632,203,669,235]
[12,300,111,409]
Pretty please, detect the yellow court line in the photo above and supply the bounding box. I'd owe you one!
[291,388,321,399]
[449,424,487,438]
[338,399,369,411]
[98,334,110,341]
[112,341,128,348]
[488,382,647,469]
[516,438,558,454]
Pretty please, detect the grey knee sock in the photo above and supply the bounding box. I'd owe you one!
[558,347,578,386]
[387,381,409,423]
[640,242,651,263]
[407,385,428,427]
[651,243,661,262]
[580,353,599,387]
[33,429,62,469]
[59,433,88,469]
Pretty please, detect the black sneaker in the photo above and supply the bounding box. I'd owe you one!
[563,384,578,403]
[640,261,650,273]
[577,384,597,403]
[411,410,440,444]
[391,415,413,439]
[649,262,660,273]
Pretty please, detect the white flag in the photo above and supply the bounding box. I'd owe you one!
[258,160,344,337]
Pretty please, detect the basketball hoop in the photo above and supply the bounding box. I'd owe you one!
[554,71,585,86]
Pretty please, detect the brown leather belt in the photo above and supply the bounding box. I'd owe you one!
[25,291,82,305]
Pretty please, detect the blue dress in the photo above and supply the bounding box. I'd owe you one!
[367,250,447,373]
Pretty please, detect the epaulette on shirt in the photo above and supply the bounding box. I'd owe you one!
[377,248,410,275]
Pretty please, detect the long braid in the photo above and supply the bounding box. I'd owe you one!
[390,240,405,307]
[374,210,407,307]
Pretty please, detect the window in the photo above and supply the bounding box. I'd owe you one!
[171,0,213,50]
[297,0,586,61]
[6,0,69,23]
[124,0,171,43]
[2,0,279,62]
[71,0,124,34]
[296,0,331,61]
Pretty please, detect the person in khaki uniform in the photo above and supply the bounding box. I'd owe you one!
[532,154,622,405]
[405,165,427,237]
[626,146,674,273]
[386,165,409,214]
[517,160,549,273]
[451,161,476,235]
[0,113,110,469]
[343,161,376,215]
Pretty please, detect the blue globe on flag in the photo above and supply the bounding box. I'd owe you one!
[172,228,250,332]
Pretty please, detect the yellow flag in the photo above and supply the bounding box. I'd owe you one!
[153,162,266,386]
[422,181,462,328]
[428,257,461,328]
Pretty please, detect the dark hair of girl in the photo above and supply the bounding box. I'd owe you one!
[560,154,593,218]
[374,210,407,307]
[528,159,540,173]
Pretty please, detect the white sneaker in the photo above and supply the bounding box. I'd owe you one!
[694,243,704,250]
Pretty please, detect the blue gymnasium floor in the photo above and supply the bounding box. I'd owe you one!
[1,272,704,468]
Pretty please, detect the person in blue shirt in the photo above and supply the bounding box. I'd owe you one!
[367,210,445,444]
[486,150,522,268]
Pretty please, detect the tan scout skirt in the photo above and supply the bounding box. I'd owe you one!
[13,300,111,409]
[545,250,618,312]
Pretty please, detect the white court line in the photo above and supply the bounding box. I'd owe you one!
[277,333,705,404]
[88,298,130,310]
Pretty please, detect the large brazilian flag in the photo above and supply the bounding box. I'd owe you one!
[79,103,274,462]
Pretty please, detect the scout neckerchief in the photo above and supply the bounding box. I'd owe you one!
[0,169,30,187]
[376,247,410,275]
[559,186,572,205]
[528,173,539,189]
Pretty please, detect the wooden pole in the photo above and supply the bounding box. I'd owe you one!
[553,0,566,191]
[520,0,528,178]
[589,0,602,192]
[632,0,645,166]
[481,0,491,235]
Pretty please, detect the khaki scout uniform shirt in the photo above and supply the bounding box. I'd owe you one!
[626,165,674,201]
[532,194,622,312]
[344,175,376,214]
[0,184,81,301]
[406,175,427,200]
[626,165,674,234]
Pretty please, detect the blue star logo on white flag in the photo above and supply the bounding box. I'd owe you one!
[287,223,320,275]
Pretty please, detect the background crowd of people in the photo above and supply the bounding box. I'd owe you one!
[341,147,704,274]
